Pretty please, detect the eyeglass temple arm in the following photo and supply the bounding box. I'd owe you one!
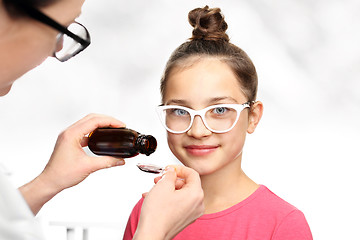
[15,1,90,46]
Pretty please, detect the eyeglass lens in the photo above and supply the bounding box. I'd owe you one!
[163,106,239,133]
[54,22,89,62]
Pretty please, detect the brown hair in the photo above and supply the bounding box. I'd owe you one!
[160,6,258,103]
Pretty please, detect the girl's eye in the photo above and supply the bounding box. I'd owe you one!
[172,108,188,116]
[213,107,228,114]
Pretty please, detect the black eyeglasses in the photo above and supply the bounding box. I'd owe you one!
[12,1,91,62]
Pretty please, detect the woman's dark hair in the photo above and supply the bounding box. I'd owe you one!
[3,0,59,18]
[160,6,258,102]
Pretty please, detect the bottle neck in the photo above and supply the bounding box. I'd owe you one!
[135,135,157,156]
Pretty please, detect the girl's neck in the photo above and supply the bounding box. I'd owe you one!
[200,158,259,214]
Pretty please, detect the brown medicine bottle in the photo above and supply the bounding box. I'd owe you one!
[87,127,157,158]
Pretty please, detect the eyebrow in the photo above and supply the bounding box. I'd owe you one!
[165,99,189,106]
[208,96,239,104]
[165,96,239,106]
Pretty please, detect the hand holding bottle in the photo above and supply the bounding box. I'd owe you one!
[19,114,126,215]
[133,166,205,240]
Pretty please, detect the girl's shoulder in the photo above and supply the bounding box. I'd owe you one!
[198,185,302,220]
[256,185,300,214]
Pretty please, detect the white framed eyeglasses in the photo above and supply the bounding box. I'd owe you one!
[156,102,251,134]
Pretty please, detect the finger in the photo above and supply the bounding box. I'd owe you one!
[80,136,89,147]
[81,116,125,135]
[154,176,162,184]
[175,178,186,190]
[88,156,125,171]
[155,167,177,190]
[154,175,184,189]
[68,114,126,138]
[72,113,122,127]
[170,165,202,190]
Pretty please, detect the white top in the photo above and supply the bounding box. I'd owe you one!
[0,163,45,240]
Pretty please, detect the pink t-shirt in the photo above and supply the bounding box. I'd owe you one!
[123,185,312,240]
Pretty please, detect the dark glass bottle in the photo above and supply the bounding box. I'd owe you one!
[87,127,157,158]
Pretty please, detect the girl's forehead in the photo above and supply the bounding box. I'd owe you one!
[164,58,246,104]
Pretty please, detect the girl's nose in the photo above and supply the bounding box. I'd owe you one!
[187,115,212,138]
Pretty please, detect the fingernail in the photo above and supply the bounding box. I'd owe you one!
[162,166,175,174]
[166,166,175,171]
[116,160,125,166]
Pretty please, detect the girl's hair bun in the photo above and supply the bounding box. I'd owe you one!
[188,5,229,42]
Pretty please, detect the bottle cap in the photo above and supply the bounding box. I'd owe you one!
[137,135,157,156]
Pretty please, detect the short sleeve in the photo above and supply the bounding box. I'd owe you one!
[272,210,313,240]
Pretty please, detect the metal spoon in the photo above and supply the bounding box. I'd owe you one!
[136,163,164,174]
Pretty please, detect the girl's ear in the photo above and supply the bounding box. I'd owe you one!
[247,101,263,134]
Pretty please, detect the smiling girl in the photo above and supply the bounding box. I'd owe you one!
[124,6,312,239]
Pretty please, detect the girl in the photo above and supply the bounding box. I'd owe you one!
[124,5,312,240]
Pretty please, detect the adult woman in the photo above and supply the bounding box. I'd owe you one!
[0,0,204,239]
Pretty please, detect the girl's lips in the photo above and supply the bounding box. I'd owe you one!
[184,145,219,156]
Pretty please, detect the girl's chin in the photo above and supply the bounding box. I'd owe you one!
[181,162,217,176]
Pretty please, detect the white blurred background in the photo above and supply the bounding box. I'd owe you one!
[1,0,359,239]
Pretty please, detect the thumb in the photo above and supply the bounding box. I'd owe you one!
[89,156,125,171]
[157,167,177,188]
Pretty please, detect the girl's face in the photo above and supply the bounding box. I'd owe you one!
[163,58,258,176]
[0,0,85,96]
